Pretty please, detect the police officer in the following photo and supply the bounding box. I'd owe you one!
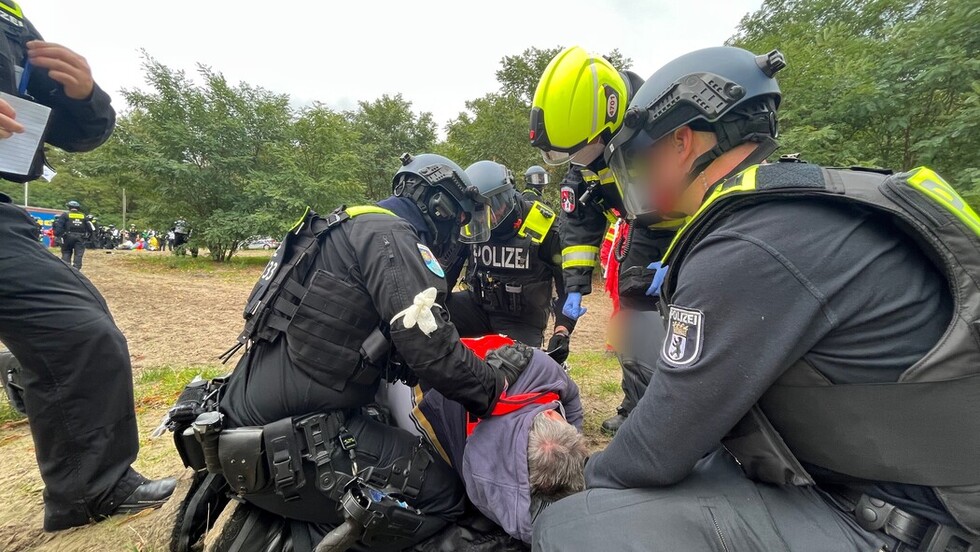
[0,0,174,531]
[446,160,575,362]
[530,46,683,433]
[53,200,92,268]
[522,165,549,202]
[203,153,533,551]
[534,47,980,552]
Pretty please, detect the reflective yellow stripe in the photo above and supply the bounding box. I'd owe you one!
[289,207,311,232]
[907,167,980,237]
[562,245,599,269]
[411,386,452,466]
[517,201,556,244]
[662,164,760,262]
[604,227,616,240]
[648,218,687,230]
[68,212,85,219]
[0,1,23,18]
[347,205,396,218]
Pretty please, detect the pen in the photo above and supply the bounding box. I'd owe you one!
[18,58,31,96]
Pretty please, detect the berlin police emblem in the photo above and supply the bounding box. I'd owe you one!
[662,305,704,367]
[560,186,576,213]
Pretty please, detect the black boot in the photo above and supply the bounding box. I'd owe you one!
[601,409,628,435]
[112,477,177,515]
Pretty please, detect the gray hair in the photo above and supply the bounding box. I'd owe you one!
[527,411,588,500]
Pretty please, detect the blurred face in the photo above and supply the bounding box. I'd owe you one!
[641,134,693,215]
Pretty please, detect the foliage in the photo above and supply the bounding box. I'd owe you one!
[729,0,980,199]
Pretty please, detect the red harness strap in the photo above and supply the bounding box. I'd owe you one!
[466,391,560,436]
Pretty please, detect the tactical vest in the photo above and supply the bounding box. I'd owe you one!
[468,201,556,319]
[66,212,87,235]
[660,163,980,534]
[232,206,396,391]
[0,1,42,183]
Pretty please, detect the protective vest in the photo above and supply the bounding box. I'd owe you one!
[0,1,42,183]
[231,205,396,390]
[468,201,556,318]
[660,162,980,534]
[65,212,87,235]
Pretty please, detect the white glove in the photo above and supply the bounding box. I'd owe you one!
[391,287,441,337]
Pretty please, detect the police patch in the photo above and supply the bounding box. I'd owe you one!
[661,305,704,367]
[560,186,576,213]
[417,243,445,278]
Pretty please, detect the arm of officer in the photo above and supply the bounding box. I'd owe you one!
[24,21,115,152]
[353,218,505,417]
[585,231,836,489]
[559,165,607,296]
[542,228,577,333]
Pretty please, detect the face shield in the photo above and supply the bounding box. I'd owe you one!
[605,125,658,219]
[526,172,550,187]
[459,203,492,244]
[541,141,606,167]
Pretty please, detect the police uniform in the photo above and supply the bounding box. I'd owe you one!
[53,209,93,269]
[447,198,574,347]
[534,163,980,551]
[0,3,159,532]
[558,161,680,413]
[217,201,509,550]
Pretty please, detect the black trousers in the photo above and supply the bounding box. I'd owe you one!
[446,290,546,347]
[533,449,897,552]
[60,234,87,270]
[614,225,672,415]
[239,414,466,552]
[0,197,142,530]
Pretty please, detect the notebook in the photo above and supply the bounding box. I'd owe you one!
[0,92,50,176]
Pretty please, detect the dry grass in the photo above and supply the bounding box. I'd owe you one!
[0,248,625,551]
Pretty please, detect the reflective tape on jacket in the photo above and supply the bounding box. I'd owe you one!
[561,245,599,269]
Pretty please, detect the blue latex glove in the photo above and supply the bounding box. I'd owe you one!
[562,292,587,320]
[646,262,669,297]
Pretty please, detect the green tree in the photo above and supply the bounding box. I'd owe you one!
[729,0,979,198]
[349,94,437,200]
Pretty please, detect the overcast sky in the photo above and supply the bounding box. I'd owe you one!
[25,0,762,129]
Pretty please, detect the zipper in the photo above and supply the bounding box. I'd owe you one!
[707,507,732,552]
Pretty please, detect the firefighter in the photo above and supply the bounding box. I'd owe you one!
[530,46,683,433]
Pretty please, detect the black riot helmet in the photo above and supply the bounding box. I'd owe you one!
[524,165,549,192]
[461,160,520,243]
[66,200,80,210]
[392,153,479,246]
[605,47,785,218]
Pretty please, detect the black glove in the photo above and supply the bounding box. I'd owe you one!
[546,330,570,364]
[486,343,534,387]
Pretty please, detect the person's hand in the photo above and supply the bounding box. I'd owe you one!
[0,98,25,139]
[562,292,587,320]
[546,328,570,364]
[27,41,95,100]
[486,342,534,387]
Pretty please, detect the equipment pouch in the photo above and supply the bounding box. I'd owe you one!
[722,405,815,487]
[619,264,656,298]
[219,427,270,496]
[285,269,379,391]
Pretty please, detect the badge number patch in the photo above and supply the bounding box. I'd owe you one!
[662,305,704,367]
[417,243,445,278]
[560,186,576,213]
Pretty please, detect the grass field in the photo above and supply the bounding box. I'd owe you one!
[0,249,623,551]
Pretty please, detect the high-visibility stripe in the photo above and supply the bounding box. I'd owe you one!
[517,201,556,244]
[907,167,980,237]
[68,212,85,219]
[0,1,23,19]
[662,164,760,262]
[347,205,396,218]
[562,245,599,269]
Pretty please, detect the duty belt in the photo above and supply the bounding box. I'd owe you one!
[838,491,978,551]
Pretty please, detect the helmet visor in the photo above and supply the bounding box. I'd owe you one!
[486,192,516,230]
[541,142,606,167]
[526,172,550,186]
[607,142,657,220]
[459,204,492,244]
